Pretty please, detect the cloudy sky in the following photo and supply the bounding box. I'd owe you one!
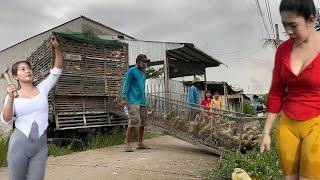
[1,0,319,94]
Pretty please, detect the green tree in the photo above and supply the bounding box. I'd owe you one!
[260,94,268,105]
[263,38,282,49]
[145,67,164,79]
[243,100,256,115]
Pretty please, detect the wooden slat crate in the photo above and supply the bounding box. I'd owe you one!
[106,76,123,95]
[106,58,127,76]
[54,96,108,113]
[55,111,128,130]
[82,58,105,77]
[27,32,128,130]
[82,44,105,59]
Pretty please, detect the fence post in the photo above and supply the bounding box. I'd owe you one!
[238,114,245,151]
[164,57,170,114]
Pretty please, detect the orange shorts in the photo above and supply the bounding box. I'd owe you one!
[277,113,320,178]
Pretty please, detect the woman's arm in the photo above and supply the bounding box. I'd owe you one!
[50,36,63,69]
[260,45,285,153]
[37,36,63,94]
[262,113,278,135]
[1,85,16,124]
[2,97,14,122]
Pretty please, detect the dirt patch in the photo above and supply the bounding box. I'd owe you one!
[0,135,218,180]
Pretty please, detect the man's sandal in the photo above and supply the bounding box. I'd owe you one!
[136,144,151,150]
[124,144,134,152]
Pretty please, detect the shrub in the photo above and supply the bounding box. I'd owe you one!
[206,133,283,180]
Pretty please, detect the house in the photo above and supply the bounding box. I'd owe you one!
[183,81,246,112]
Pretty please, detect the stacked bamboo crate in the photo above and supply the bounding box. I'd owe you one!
[27,32,128,130]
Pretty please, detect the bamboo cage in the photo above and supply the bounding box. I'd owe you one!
[27,32,128,130]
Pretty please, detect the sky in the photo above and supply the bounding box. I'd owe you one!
[1,0,319,94]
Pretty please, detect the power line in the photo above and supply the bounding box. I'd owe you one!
[244,0,267,38]
[216,48,267,61]
[223,57,272,63]
[255,0,272,39]
[264,0,275,37]
[212,47,261,56]
[243,0,264,26]
[210,0,271,56]
[219,55,274,63]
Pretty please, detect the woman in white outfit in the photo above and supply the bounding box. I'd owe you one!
[1,35,63,180]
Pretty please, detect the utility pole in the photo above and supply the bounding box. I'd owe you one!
[275,24,281,48]
[263,23,282,49]
[275,24,280,41]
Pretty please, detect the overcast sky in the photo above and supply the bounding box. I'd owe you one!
[2,0,319,94]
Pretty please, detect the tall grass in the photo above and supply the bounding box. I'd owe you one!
[0,135,9,167]
[206,133,283,180]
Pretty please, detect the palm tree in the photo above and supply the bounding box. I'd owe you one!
[262,38,282,49]
[262,24,282,49]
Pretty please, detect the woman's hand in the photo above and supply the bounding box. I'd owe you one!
[119,100,128,108]
[50,35,60,49]
[6,83,17,99]
[260,134,271,153]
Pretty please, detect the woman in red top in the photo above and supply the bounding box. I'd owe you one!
[260,0,320,179]
[201,90,212,108]
[201,90,212,124]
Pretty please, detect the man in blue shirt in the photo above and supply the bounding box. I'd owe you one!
[188,77,201,120]
[121,54,150,152]
[252,95,259,109]
[188,78,200,105]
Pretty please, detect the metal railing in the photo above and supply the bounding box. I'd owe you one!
[147,94,263,154]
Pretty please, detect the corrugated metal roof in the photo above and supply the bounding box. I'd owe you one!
[119,39,226,78]
[183,80,243,95]
[121,40,184,65]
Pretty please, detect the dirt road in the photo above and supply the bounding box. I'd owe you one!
[0,135,217,180]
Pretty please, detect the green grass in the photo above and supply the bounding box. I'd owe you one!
[47,143,73,157]
[0,128,161,167]
[205,133,283,180]
[0,136,9,167]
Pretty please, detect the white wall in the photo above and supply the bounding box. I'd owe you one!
[0,17,136,110]
[0,19,82,110]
